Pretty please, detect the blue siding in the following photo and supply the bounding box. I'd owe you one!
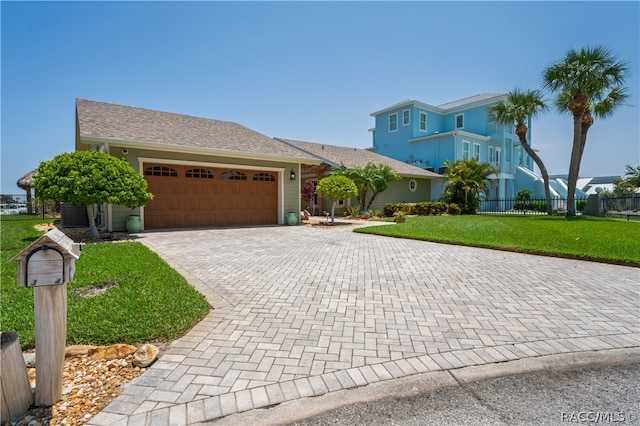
[370,95,546,201]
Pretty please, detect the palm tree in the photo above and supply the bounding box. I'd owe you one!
[441,158,498,214]
[333,162,400,212]
[488,89,552,214]
[363,164,400,211]
[543,45,628,216]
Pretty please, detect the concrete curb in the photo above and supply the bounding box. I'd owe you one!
[206,347,640,425]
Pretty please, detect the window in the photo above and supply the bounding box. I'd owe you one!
[419,111,427,132]
[144,166,177,177]
[389,113,398,132]
[495,147,502,163]
[455,113,464,129]
[253,172,276,182]
[409,179,417,192]
[462,140,470,160]
[221,170,247,180]
[473,143,480,160]
[488,146,494,164]
[185,168,214,179]
[402,109,410,126]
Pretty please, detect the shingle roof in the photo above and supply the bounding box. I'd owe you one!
[437,93,504,110]
[275,138,442,178]
[76,99,318,162]
[371,93,505,116]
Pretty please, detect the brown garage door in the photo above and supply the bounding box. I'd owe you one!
[143,163,278,229]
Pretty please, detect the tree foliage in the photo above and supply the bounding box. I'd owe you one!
[315,175,358,224]
[300,179,316,211]
[33,151,153,238]
[332,162,401,211]
[488,89,553,214]
[34,151,153,207]
[542,45,629,216]
[613,165,640,195]
[440,159,497,214]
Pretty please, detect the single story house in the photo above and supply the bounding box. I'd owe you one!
[76,99,322,231]
[76,99,442,231]
[276,138,442,215]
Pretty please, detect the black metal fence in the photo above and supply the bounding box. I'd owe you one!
[479,196,587,215]
[601,195,640,221]
[0,194,60,221]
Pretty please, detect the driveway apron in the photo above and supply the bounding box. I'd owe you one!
[89,223,640,425]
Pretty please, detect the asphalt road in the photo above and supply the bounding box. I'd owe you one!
[285,361,640,426]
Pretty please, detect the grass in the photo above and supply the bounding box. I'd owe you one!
[1,218,210,350]
[354,215,640,266]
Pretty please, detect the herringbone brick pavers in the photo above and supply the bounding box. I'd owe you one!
[89,223,639,425]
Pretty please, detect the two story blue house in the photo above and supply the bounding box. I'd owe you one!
[369,93,543,200]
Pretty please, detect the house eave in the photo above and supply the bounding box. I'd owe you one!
[409,130,491,143]
[439,94,507,113]
[79,136,323,165]
[370,101,443,117]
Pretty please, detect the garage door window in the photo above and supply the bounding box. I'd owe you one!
[144,166,177,177]
[253,172,276,182]
[186,168,214,179]
[221,171,247,180]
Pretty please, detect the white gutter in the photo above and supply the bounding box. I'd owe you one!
[409,129,491,143]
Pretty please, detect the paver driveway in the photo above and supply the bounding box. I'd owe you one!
[90,222,639,425]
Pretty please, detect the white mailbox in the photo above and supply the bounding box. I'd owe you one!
[11,228,80,287]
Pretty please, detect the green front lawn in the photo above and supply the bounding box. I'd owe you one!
[1,219,210,350]
[355,215,640,266]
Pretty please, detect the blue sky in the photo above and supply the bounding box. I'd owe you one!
[2,1,639,193]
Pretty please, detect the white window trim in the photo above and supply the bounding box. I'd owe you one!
[462,140,470,160]
[419,111,427,132]
[402,109,410,126]
[455,113,464,129]
[409,179,417,192]
[473,143,481,160]
[389,113,398,133]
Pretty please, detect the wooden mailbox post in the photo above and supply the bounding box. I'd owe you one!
[10,228,80,407]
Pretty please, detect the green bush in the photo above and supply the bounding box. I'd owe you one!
[383,202,460,217]
[513,200,547,212]
[576,199,587,211]
[346,205,361,217]
[393,211,406,223]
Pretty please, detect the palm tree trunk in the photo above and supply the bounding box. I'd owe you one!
[566,114,584,216]
[365,192,379,211]
[518,138,552,215]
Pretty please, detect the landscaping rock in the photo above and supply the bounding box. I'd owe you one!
[88,344,137,360]
[23,352,35,368]
[65,345,97,358]
[132,343,159,368]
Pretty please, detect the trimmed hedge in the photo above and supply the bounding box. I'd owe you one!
[384,202,461,217]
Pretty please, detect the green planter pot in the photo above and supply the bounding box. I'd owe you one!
[126,215,142,233]
[286,212,298,225]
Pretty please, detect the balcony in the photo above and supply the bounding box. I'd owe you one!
[491,161,516,176]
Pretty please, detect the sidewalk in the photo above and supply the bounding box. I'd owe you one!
[89,223,640,425]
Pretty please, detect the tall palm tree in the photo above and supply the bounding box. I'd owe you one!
[543,45,628,216]
[488,89,552,214]
[441,158,498,214]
